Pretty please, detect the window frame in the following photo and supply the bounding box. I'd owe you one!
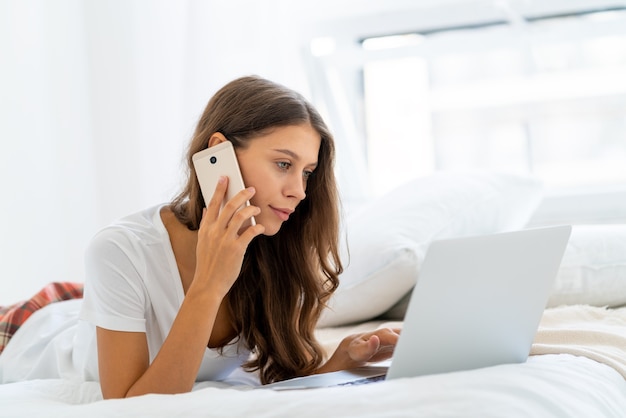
[305,2,626,223]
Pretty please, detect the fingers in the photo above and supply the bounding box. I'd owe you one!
[226,199,259,233]
[205,176,229,221]
[368,328,399,362]
[238,219,265,242]
[348,328,400,364]
[205,176,258,232]
[373,327,401,346]
[222,186,256,224]
[366,334,381,353]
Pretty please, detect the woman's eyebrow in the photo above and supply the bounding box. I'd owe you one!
[272,148,318,167]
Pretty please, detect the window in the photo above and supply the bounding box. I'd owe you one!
[307,4,626,222]
[361,8,626,196]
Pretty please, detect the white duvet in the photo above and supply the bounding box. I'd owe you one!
[1,354,625,417]
[2,305,626,418]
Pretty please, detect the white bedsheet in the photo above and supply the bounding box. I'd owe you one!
[3,305,626,417]
[0,354,625,417]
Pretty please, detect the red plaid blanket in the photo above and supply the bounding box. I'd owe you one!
[0,282,84,354]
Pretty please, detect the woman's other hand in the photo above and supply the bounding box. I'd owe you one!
[318,327,401,374]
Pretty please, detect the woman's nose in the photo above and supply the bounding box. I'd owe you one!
[286,173,306,201]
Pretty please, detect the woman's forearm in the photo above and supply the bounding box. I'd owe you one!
[123,289,223,397]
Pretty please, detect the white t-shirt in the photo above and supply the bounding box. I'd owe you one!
[0,204,253,385]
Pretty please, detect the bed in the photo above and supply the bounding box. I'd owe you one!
[2,172,626,417]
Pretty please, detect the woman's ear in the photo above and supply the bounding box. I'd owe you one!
[208,132,228,148]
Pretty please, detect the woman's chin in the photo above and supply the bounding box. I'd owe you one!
[255,218,280,236]
[261,226,280,237]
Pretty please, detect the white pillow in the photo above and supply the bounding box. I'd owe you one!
[318,171,544,327]
[547,224,626,308]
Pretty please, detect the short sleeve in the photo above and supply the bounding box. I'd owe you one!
[79,228,148,333]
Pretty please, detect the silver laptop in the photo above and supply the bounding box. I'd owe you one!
[264,225,572,390]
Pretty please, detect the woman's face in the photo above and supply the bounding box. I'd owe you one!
[235,123,321,236]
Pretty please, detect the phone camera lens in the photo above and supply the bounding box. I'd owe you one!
[210,156,217,164]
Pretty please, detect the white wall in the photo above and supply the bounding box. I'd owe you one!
[0,0,312,304]
[1,0,620,304]
[1,1,98,304]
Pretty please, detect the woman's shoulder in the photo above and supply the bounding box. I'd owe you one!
[86,204,169,256]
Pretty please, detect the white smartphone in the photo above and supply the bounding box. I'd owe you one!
[192,141,256,228]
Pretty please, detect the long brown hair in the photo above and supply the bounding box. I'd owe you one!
[170,76,342,384]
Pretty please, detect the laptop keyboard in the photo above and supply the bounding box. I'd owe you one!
[336,374,387,386]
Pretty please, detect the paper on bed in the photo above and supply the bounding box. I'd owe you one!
[532,305,626,379]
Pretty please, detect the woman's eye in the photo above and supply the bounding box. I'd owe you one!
[303,170,314,180]
[276,161,291,170]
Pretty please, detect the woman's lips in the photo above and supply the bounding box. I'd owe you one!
[270,206,293,221]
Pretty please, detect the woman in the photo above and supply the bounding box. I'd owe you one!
[78,75,399,398]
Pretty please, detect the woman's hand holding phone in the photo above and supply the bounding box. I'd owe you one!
[192,176,264,299]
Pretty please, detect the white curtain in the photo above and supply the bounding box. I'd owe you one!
[0,0,325,304]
